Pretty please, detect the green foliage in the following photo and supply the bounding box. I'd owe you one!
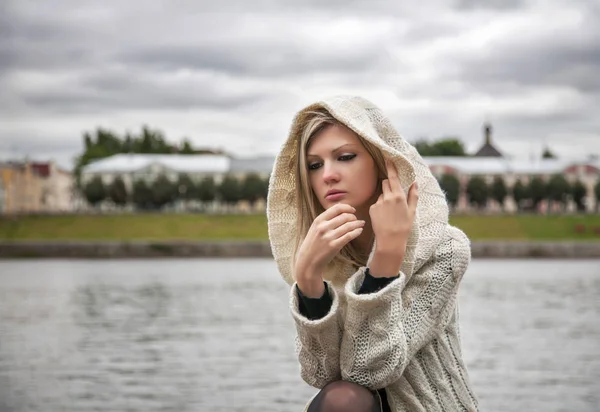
[491,176,507,209]
[240,173,265,205]
[180,139,195,154]
[74,126,225,185]
[512,179,528,211]
[152,175,177,209]
[3,214,600,242]
[218,175,241,204]
[466,176,488,209]
[132,180,153,210]
[528,177,547,208]
[83,176,106,207]
[438,174,460,207]
[414,138,467,157]
[571,180,587,211]
[108,176,128,206]
[546,174,571,211]
[176,174,196,200]
[196,176,217,203]
[595,181,600,211]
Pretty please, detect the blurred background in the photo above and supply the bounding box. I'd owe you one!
[1,0,599,411]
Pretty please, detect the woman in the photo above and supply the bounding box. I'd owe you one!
[266,96,479,412]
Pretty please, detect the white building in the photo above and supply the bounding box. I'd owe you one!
[426,156,600,212]
[81,154,232,191]
[81,153,600,213]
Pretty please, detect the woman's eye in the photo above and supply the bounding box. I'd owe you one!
[307,154,355,171]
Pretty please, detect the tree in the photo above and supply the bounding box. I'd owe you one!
[438,174,460,208]
[108,176,128,207]
[571,180,587,212]
[74,125,217,185]
[196,176,217,206]
[466,176,488,209]
[218,175,242,207]
[240,173,264,208]
[176,174,196,201]
[490,176,508,211]
[414,138,467,156]
[512,179,528,211]
[596,181,600,212]
[546,174,571,211]
[151,175,177,209]
[261,176,270,201]
[83,176,106,207]
[180,139,195,154]
[132,180,153,210]
[528,177,547,210]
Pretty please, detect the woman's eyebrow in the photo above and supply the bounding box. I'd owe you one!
[307,144,357,157]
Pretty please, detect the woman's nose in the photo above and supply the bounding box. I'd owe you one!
[322,162,340,183]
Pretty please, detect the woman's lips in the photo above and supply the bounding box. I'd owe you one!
[325,192,346,201]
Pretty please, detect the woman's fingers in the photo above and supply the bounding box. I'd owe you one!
[329,222,365,249]
[318,202,355,223]
[327,212,358,231]
[381,179,391,197]
[385,158,405,199]
[407,181,419,216]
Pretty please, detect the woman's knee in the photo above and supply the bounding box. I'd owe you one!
[307,380,380,412]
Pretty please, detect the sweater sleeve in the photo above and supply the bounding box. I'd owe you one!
[296,273,396,320]
[289,280,342,388]
[339,226,471,390]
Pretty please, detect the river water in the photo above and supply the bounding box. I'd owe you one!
[0,258,598,412]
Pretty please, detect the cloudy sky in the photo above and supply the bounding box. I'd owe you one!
[2,0,599,170]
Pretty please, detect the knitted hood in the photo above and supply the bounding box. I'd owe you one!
[266,95,450,286]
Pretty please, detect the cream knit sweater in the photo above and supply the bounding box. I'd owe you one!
[289,225,479,411]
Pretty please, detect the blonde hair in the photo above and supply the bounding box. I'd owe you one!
[292,108,388,278]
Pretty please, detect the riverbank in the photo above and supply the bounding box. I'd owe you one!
[1,240,600,259]
[2,213,600,241]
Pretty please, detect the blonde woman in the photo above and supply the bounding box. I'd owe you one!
[266,96,479,412]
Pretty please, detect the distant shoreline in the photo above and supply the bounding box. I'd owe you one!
[1,240,599,259]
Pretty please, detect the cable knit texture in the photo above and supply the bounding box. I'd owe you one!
[267,96,479,411]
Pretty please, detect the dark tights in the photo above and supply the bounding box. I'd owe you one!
[307,381,382,412]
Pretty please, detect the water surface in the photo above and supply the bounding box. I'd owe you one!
[0,259,598,411]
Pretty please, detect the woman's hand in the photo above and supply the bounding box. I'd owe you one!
[368,158,418,278]
[294,203,365,298]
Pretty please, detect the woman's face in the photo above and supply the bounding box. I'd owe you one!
[306,124,379,212]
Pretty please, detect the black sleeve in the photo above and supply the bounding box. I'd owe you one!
[296,282,333,320]
[358,267,399,294]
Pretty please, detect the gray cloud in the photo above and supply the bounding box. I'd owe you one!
[454,0,527,11]
[17,69,273,114]
[456,31,600,93]
[118,43,390,78]
[0,0,599,169]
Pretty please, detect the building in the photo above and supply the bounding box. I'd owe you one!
[427,156,599,212]
[80,154,271,212]
[81,149,600,213]
[80,154,232,191]
[0,161,75,214]
[474,123,503,157]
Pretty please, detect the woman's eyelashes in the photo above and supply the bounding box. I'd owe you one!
[308,154,356,171]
